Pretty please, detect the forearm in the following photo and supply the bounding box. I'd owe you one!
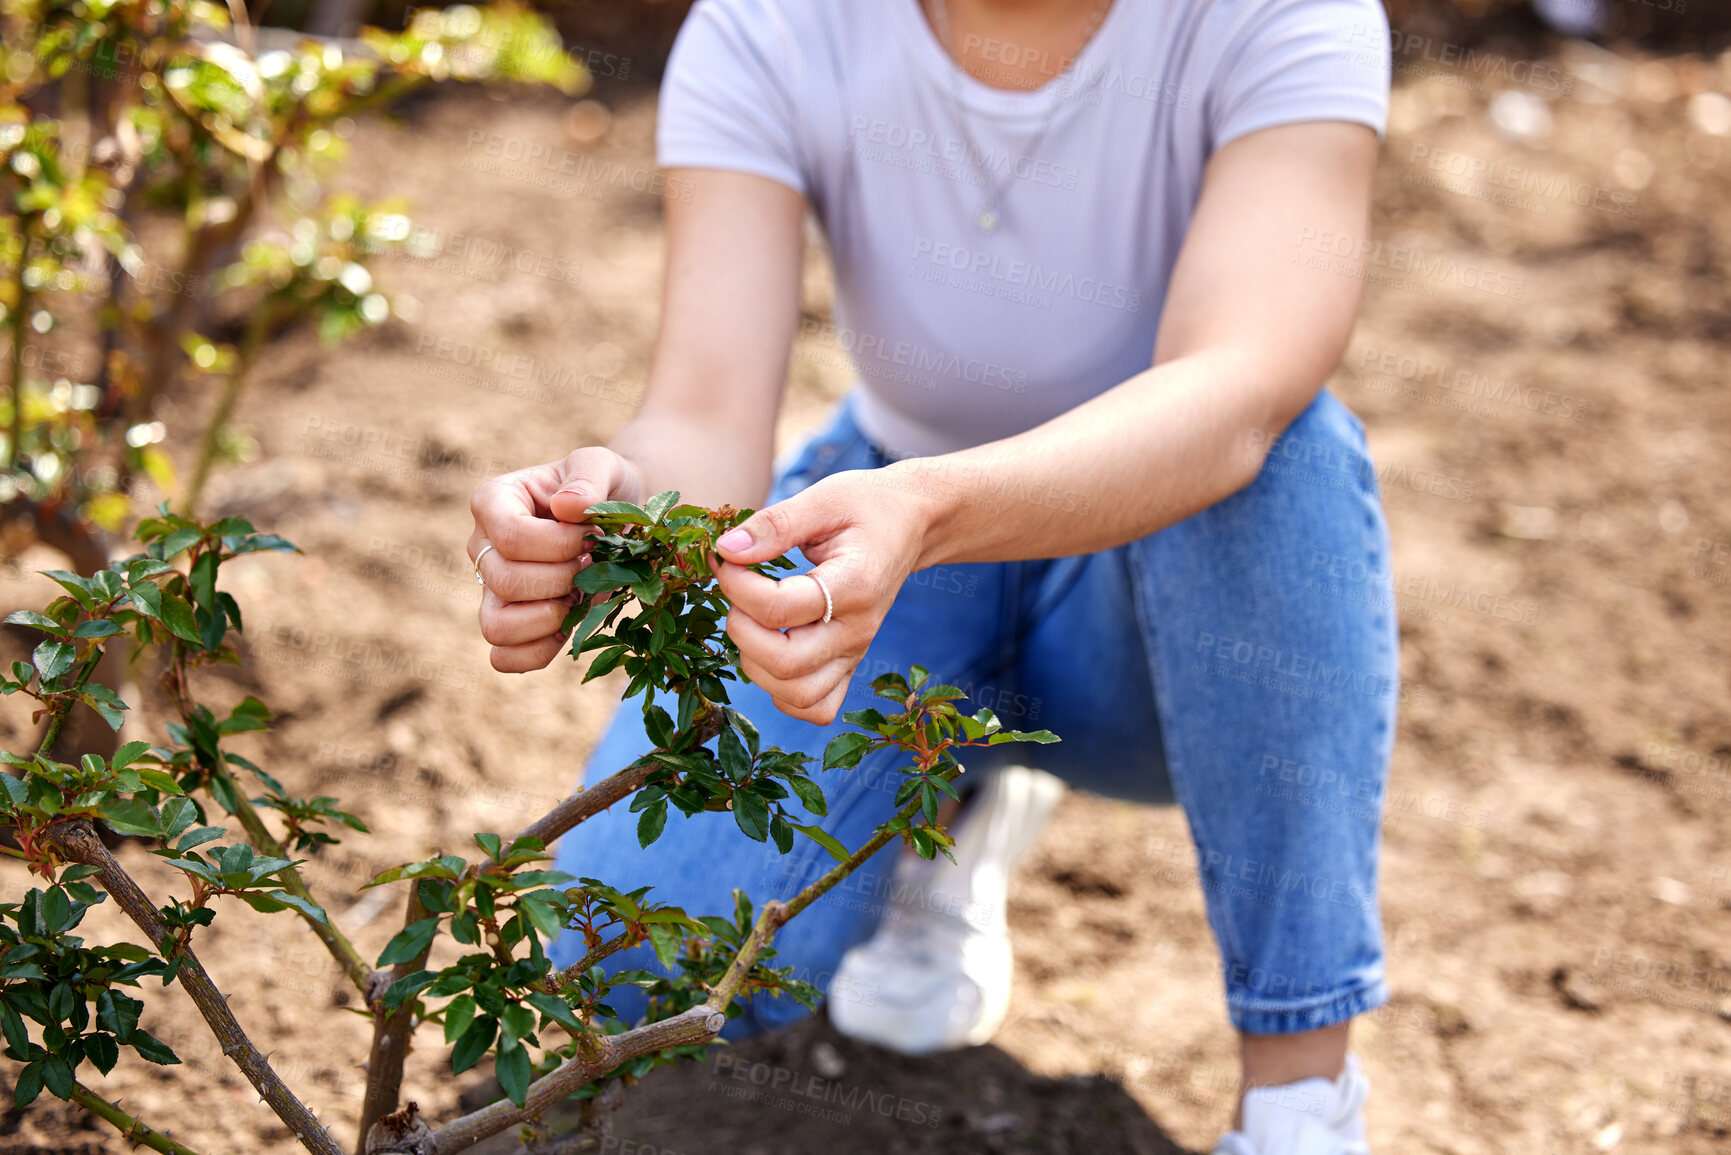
[899,347,1307,568]
[607,407,773,513]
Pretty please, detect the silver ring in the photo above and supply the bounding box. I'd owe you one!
[473,543,498,586]
[808,571,833,625]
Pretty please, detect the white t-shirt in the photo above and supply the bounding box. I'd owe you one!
[658,0,1391,459]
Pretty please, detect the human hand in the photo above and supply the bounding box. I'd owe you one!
[712,470,931,724]
[468,447,644,673]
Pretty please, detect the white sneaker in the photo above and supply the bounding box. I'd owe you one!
[1213,1055,1372,1155]
[826,764,1065,1054]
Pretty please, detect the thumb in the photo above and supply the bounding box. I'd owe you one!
[714,491,835,565]
[548,485,601,525]
[548,449,636,524]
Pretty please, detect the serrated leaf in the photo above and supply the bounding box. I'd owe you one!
[98,797,160,838]
[129,1028,180,1065]
[525,990,581,1031]
[450,1015,497,1073]
[31,641,76,683]
[822,732,873,772]
[111,740,153,770]
[443,994,478,1044]
[157,593,202,644]
[786,775,827,818]
[381,970,438,1010]
[731,789,769,842]
[646,922,681,969]
[173,826,225,853]
[496,1038,532,1107]
[377,916,440,967]
[636,798,668,848]
[5,611,64,633]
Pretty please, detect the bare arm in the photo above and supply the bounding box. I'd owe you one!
[608,168,808,510]
[712,121,1380,721]
[902,120,1377,564]
[467,169,804,672]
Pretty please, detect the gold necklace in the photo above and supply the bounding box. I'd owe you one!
[928,0,1112,234]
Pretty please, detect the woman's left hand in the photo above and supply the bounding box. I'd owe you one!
[713,468,932,724]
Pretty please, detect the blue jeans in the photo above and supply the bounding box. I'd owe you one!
[549,389,1397,1037]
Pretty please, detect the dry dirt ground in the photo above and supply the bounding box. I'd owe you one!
[3,31,1731,1155]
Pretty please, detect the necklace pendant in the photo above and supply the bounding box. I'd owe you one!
[976,204,1001,234]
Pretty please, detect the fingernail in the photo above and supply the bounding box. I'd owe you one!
[716,528,753,553]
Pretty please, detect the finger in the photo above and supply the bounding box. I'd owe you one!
[481,554,590,604]
[547,447,642,525]
[771,679,850,726]
[727,606,848,683]
[489,633,569,674]
[479,591,572,648]
[739,650,855,714]
[713,484,846,566]
[714,565,830,630]
[471,475,591,563]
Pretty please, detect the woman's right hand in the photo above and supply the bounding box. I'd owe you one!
[468,446,644,673]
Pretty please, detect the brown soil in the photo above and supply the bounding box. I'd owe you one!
[4,33,1731,1155]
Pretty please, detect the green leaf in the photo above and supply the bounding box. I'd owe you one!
[41,1055,73,1100]
[158,528,203,559]
[98,798,160,838]
[157,593,202,644]
[159,797,197,841]
[97,990,141,1041]
[786,776,828,818]
[717,728,751,783]
[111,740,153,770]
[646,922,681,969]
[987,729,1061,745]
[377,916,440,967]
[643,491,681,522]
[129,1028,180,1065]
[1,1001,29,1054]
[381,970,439,1010]
[262,891,328,924]
[473,833,502,862]
[12,1061,42,1107]
[496,1039,532,1107]
[127,582,162,618]
[450,1015,497,1073]
[443,994,478,1044]
[565,597,618,651]
[174,826,226,852]
[870,672,911,700]
[770,815,794,854]
[823,732,873,771]
[72,619,123,639]
[636,798,668,848]
[5,611,64,633]
[582,644,631,682]
[189,550,218,610]
[571,561,642,593]
[525,991,581,1031]
[642,704,675,749]
[585,501,653,525]
[731,789,769,842]
[919,683,969,704]
[85,1032,120,1075]
[500,1001,536,1044]
[724,707,760,757]
[31,641,76,683]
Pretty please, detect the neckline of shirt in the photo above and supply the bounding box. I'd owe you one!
[892,0,1140,122]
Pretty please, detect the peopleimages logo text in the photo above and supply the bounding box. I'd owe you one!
[911,238,1143,311]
